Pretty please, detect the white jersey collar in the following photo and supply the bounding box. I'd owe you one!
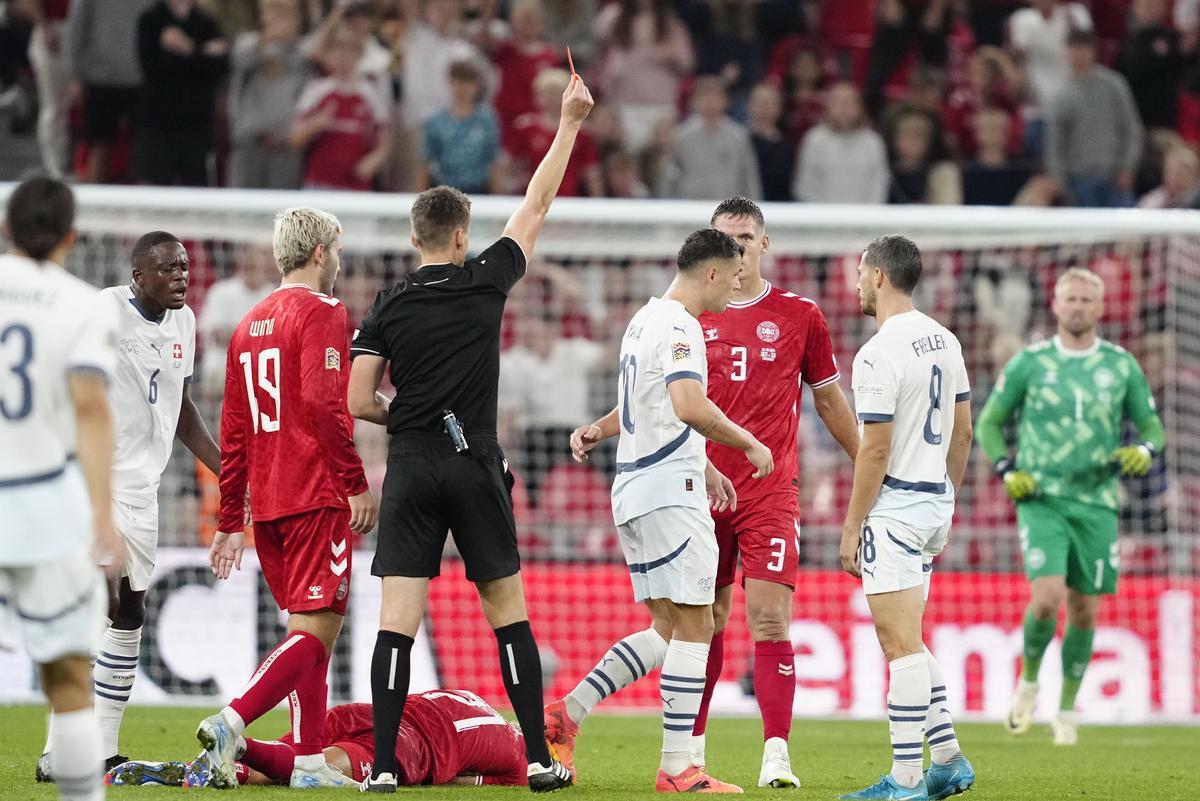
[1053,335,1101,358]
[727,281,771,308]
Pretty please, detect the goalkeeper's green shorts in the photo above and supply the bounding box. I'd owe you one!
[1016,496,1119,595]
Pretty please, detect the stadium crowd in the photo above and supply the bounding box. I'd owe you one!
[2,0,1200,208]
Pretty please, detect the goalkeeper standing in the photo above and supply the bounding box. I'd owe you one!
[975,267,1164,746]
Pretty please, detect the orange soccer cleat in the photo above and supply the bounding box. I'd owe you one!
[656,766,744,793]
[543,699,580,777]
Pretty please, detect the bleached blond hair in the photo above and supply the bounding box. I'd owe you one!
[273,207,341,275]
[1055,267,1105,297]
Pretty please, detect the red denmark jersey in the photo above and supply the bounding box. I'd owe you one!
[505,113,599,197]
[296,77,387,190]
[218,285,369,531]
[699,282,840,504]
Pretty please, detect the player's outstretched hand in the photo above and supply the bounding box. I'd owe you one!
[745,439,774,479]
[210,530,244,580]
[704,461,737,513]
[93,517,126,579]
[839,524,862,579]
[348,489,378,534]
[570,424,603,462]
[1112,445,1152,477]
[560,74,594,127]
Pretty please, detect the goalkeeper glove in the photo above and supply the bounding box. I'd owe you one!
[994,458,1037,502]
[1112,443,1154,477]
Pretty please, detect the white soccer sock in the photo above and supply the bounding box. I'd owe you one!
[887,652,930,788]
[659,639,709,776]
[94,625,141,759]
[924,648,961,765]
[220,705,247,737]
[50,708,103,801]
[566,627,668,724]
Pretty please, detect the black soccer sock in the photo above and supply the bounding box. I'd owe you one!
[494,620,552,766]
[370,630,414,778]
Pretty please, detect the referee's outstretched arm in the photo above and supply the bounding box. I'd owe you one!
[500,75,595,257]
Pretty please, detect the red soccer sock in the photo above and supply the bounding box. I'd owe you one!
[754,640,796,741]
[230,631,325,728]
[692,629,725,736]
[289,654,330,756]
[240,738,296,784]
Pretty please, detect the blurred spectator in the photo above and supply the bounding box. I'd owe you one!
[64,0,156,183]
[777,44,825,144]
[593,0,694,153]
[481,0,559,140]
[306,0,392,109]
[19,0,71,176]
[603,150,650,197]
[1138,144,1200,208]
[1115,0,1185,132]
[542,0,599,66]
[658,76,760,199]
[420,59,501,193]
[676,0,763,103]
[135,0,229,186]
[226,0,308,189]
[201,0,257,37]
[794,82,888,203]
[967,0,1025,48]
[508,67,602,196]
[887,107,961,204]
[943,45,1022,158]
[197,244,275,395]
[961,107,1034,205]
[292,25,391,190]
[746,82,793,201]
[585,102,625,161]
[1007,0,1092,157]
[1046,29,1143,208]
[863,0,952,115]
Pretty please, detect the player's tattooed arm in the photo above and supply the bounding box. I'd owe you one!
[669,378,773,477]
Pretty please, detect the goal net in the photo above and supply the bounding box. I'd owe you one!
[0,186,1196,724]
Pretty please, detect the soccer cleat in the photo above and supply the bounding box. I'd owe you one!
[184,752,213,788]
[105,760,188,786]
[839,775,928,800]
[291,762,355,788]
[528,759,573,793]
[195,713,240,789]
[359,772,398,793]
[656,766,743,793]
[758,737,800,788]
[543,699,580,777]
[924,755,975,800]
[1051,712,1078,746]
[689,733,706,769]
[35,753,52,783]
[1004,681,1037,735]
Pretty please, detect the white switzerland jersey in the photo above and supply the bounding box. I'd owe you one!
[0,255,118,565]
[611,297,709,524]
[852,310,970,528]
[101,286,196,506]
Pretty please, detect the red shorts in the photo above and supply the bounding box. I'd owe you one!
[455,723,527,786]
[255,507,353,615]
[713,493,801,589]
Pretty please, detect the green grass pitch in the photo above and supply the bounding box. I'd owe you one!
[0,706,1196,800]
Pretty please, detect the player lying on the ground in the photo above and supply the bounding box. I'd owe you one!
[106,690,532,788]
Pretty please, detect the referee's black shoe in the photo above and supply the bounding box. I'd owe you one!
[359,771,398,793]
[528,759,573,793]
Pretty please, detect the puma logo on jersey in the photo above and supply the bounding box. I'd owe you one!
[673,325,687,333]
[863,358,876,369]
[862,567,877,578]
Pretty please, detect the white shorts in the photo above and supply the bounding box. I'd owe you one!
[0,550,105,664]
[109,499,159,592]
[859,516,951,597]
[617,505,717,606]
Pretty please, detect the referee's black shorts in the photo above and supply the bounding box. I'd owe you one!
[373,435,520,583]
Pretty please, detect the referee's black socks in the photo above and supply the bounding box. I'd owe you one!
[494,620,553,766]
[370,630,414,778]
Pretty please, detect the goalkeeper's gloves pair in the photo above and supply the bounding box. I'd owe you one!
[1111,443,1156,477]
[994,458,1036,502]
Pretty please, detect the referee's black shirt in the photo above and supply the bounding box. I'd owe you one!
[350,236,526,439]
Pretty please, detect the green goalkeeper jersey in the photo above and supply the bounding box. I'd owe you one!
[976,336,1165,510]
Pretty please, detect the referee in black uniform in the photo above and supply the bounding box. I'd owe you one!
[347,75,594,793]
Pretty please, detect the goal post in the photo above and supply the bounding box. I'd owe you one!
[0,183,1195,723]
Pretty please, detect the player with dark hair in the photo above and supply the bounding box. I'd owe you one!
[195,206,377,790]
[2,175,123,801]
[36,230,221,781]
[559,228,772,793]
[346,71,593,794]
[107,689,532,789]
